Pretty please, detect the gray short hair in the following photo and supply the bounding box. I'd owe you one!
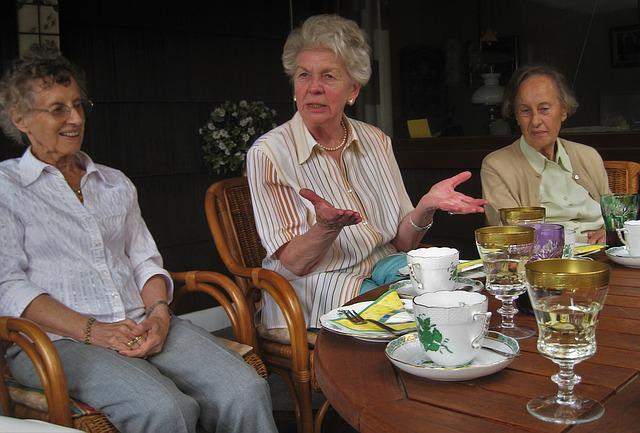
[282,14,372,86]
[502,64,579,119]
[0,48,87,146]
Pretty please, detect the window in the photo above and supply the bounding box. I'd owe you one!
[17,0,60,57]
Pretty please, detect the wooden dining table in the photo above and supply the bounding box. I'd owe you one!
[314,255,640,433]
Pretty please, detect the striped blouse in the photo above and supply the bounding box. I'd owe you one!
[246,112,413,329]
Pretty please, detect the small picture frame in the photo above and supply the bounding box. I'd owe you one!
[610,25,640,68]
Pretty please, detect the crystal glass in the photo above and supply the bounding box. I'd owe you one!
[525,259,610,424]
[529,223,565,261]
[475,225,536,339]
[600,194,639,247]
[562,227,577,258]
[499,206,546,226]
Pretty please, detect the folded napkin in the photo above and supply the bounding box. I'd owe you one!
[457,259,483,272]
[574,244,606,256]
[333,290,415,333]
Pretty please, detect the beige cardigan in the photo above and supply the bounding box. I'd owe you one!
[481,138,611,226]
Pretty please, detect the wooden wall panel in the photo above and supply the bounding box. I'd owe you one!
[52,1,296,312]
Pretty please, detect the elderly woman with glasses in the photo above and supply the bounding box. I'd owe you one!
[0,50,277,433]
[247,14,486,333]
[481,64,609,243]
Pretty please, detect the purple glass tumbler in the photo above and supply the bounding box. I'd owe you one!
[518,223,566,315]
[529,223,565,261]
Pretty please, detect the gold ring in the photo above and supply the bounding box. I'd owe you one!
[126,336,142,348]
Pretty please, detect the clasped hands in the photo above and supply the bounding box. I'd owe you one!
[91,314,170,358]
[300,171,486,229]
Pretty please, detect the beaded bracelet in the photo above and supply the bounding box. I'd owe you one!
[83,317,96,345]
[146,300,170,317]
[409,216,433,232]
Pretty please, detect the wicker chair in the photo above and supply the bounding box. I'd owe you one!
[205,177,327,433]
[604,160,640,194]
[0,271,267,433]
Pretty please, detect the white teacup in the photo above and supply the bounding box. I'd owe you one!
[617,220,640,257]
[413,291,491,367]
[407,247,459,294]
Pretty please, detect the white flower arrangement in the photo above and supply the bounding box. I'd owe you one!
[200,100,278,175]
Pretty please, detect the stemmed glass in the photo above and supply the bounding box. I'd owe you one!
[499,206,546,226]
[475,225,536,339]
[525,259,610,424]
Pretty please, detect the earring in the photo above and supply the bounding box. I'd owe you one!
[348,98,354,106]
[293,95,297,102]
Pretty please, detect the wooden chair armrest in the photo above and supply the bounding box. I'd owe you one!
[0,316,73,427]
[246,268,310,375]
[170,271,257,348]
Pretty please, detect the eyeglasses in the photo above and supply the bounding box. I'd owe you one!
[30,99,94,121]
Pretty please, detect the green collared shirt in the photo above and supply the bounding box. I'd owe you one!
[520,137,603,242]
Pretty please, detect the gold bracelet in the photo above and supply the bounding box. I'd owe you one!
[146,300,170,317]
[83,317,96,345]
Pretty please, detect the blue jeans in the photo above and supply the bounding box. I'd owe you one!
[7,317,277,433]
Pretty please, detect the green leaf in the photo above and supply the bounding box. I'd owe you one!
[427,342,440,351]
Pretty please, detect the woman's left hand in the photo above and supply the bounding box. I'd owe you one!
[119,315,170,358]
[417,171,487,214]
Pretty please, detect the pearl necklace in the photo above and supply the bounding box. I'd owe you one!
[318,120,348,152]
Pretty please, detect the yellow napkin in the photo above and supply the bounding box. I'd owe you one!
[457,259,483,272]
[574,244,606,256]
[333,290,415,332]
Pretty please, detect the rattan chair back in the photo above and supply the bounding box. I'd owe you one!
[205,178,265,284]
[604,160,640,194]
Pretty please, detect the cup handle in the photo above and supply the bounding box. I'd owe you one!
[409,263,423,291]
[617,228,628,246]
[471,312,492,349]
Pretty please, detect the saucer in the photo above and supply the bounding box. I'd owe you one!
[390,278,483,299]
[385,331,519,381]
[320,300,415,342]
[605,246,640,269]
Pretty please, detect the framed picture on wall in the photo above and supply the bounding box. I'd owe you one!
[610,25,640,68]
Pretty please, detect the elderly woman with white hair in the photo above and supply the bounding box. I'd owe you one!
[0,50,278,433]
[481,64,609,243]
[247,14,486,331]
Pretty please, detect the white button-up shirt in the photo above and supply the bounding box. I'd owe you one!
[0,148,173,340]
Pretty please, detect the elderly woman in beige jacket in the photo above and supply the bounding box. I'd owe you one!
[481,64,609,244]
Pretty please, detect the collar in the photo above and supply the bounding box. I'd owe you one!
[292,112,360,164]
[519,136,572,174]
[18,147,113,187]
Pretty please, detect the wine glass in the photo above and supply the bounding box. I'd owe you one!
[525,258,610,424]
[475,225,536,339]
[499,206,546,226]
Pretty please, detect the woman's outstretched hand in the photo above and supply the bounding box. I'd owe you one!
[299,188,362,230]
[418,171,487,214]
